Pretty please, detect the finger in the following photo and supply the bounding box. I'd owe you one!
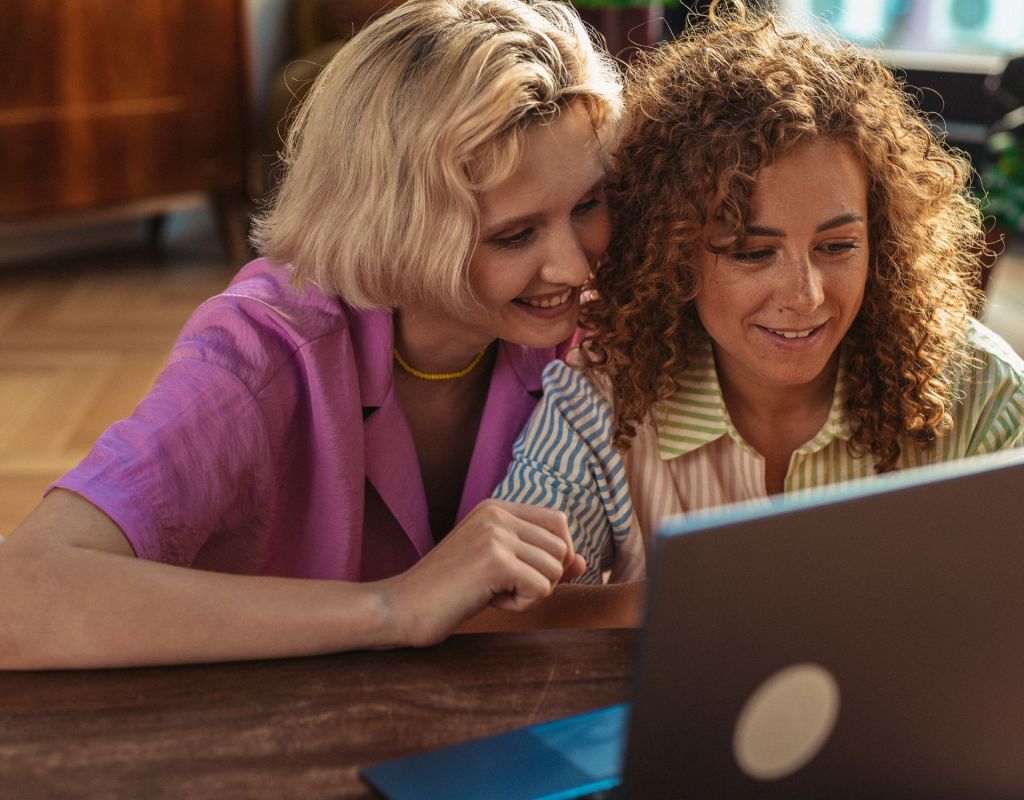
[505,520,571,565]
[489,499,567,528]
[560,533,580,572]
[489,592,520,611]
[490,500,570,543]
[488,560,556,611]
[493,503,577,570]
[478,500,578,572]
[496,533,565,585]
[560,553,587,582]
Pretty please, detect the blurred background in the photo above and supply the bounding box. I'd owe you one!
[2,0,1023,532]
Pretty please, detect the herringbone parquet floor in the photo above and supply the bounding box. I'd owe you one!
[0,222,237,533]
[2,218,1024,535]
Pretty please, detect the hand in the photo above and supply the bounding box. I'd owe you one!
[378,499,586,648]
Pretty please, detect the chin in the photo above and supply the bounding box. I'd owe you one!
[517,332,570,349]
[765,366,834,388]
[502,317,578,349]
[508,328,572,350]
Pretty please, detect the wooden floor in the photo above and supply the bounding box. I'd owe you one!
[2,219,1024,535]
[0,219,238,534]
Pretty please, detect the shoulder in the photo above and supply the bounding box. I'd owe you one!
[513,360,620,466]
[539,359,615,417]
[935,319,1024,453]
[966,318,1024,371]
[963,318,1024,392]
[185,258,353,348]
[171,258,383,394]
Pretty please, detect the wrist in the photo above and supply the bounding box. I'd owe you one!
[362,576,411,649]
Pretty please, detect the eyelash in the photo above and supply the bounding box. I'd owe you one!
[573,198,602,216]
[493,197,602,250]
[494,229,534,250]
[730,249,772,264]
[729,242,859,263]
[821,242,858,255]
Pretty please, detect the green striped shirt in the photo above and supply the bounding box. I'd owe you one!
[658,320,1024,488]
[495,319,1024,582]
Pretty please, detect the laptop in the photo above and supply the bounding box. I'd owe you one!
[361,449,1024,799]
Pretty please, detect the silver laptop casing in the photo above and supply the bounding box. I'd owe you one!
[625,450,1024,799]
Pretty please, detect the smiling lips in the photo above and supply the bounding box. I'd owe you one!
[762,323,824,340]
[517,287,574,309]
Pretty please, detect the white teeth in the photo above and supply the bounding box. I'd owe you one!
[769,328,814,339]
[521,288,572,309]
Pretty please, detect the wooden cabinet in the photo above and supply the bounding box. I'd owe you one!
[0,0,253,260]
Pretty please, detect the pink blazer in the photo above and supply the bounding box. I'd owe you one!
[53,259,558,581]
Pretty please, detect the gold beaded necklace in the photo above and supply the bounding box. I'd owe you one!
[393,343,490,381]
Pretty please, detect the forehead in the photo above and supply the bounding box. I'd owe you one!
[748,139,868,222]
[476,105,606,223]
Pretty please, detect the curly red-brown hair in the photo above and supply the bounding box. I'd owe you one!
[581,6,986,472]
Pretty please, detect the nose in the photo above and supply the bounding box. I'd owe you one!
[774,250,825,314]
[540,226,594,287]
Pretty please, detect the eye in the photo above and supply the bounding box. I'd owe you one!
[494,227,535,249]
[572,197,601,216]
[730,248,773,264]
[819,241,858,256]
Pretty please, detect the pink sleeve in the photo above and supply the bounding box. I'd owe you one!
[51,358,272,567]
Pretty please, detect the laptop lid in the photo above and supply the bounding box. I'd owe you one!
[624,449,1024,799]
[361,450,1024,799]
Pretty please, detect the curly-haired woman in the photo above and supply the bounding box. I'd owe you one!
[495,5,1024,586]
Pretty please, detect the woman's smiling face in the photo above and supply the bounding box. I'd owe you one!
[694,137,871,399]
[461,102,611,350]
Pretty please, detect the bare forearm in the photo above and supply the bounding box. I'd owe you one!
[1,493,583,670]
[0,538,398,670]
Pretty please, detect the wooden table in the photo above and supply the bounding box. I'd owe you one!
[0,629,636,798]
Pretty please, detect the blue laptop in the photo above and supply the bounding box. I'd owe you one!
[361,449,1024,799]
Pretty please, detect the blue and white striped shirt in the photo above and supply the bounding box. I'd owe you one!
[494,320,1024,583]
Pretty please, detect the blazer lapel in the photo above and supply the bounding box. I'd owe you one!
[351,308,433,558]
[363,389,434,558]
[350,306,557,554]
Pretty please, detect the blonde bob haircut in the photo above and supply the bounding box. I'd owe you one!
[251,0,622,311]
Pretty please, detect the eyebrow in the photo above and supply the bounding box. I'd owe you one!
[745,212,865,238]
[482,176,606,238]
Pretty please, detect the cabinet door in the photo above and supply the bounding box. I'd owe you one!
[0,0,249,217]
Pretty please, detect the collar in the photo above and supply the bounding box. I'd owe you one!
[349,306,395,409]
[351,304,556,556]
[348,306,551,409]
[655,335,853,461]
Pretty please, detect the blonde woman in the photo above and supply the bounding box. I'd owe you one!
[496,4,1024,585]
[0,0,623,669]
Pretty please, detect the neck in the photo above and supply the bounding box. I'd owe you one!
[394,308,493,377]
[715,350,840,433]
